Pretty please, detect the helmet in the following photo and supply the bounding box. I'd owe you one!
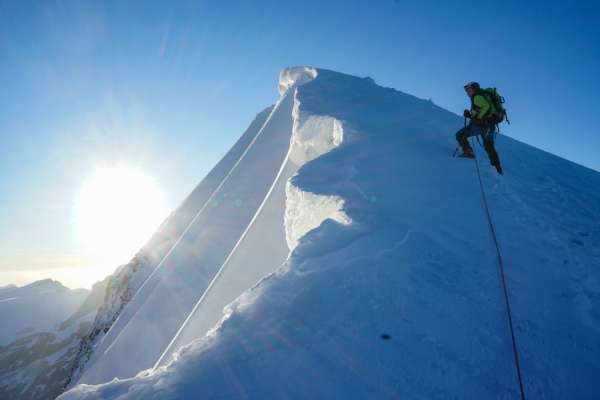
[464,81,480,91]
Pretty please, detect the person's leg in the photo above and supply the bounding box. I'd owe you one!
[483,128,503,174]
[455,126,475,154]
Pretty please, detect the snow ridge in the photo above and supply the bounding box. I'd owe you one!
[73,74,305,384]
[150,68,323,368]
[286,93,350,250]
[60,67,600,400]
[66,104,277,386]
[278,66,318,96]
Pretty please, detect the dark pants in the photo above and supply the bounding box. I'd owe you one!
[456,123,501,168]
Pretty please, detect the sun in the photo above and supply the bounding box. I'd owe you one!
[75,165,169,273]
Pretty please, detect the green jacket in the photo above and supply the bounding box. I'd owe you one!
[470,91,494,123]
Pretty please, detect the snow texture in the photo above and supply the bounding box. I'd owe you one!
[73,67,318,384]
[278,66,318,96]
[61,68,600,399]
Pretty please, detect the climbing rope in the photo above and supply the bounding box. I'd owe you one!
[471,139,526,400]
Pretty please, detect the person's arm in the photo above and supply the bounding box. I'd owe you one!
[472,94,491,120]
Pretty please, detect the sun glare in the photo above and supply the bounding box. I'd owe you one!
[75,166,169,274]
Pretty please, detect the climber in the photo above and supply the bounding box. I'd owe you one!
[455,81,503,175]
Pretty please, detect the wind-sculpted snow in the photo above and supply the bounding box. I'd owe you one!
[65,69,319,389]
[146,70,356,369]
[61,68,600,399]
[284,181,350,251]
[279,66,317,96]
[74,68,318,384]
[286,95,349,251]
[66,105,277,387]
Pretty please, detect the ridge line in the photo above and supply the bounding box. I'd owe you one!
[88,93,284,368]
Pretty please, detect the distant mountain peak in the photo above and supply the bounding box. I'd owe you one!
[21,278,68,292]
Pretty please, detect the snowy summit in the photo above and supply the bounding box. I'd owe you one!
[58,67,600,399]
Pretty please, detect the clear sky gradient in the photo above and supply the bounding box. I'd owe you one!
[1,0,598,288]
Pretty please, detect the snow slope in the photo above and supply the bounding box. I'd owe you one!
[76,75,301,384]
[66,105,275,386]
[62,68,600,399]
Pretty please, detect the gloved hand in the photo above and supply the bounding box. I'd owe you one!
[463,109,472,118]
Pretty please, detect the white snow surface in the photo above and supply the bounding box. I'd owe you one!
[74,67,318,385]
[278,66,317,96]
[61,68,600,399]
[65,104,277,387]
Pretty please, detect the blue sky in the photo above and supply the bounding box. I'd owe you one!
[1,0,598,287]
